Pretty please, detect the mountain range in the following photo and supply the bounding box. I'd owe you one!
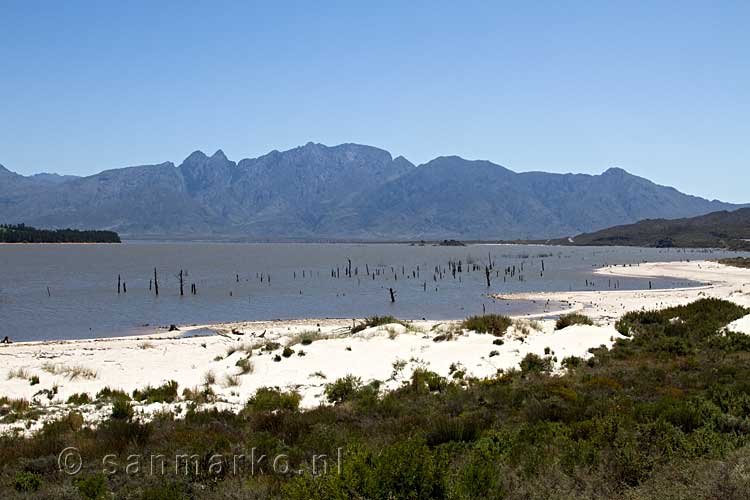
[0,142,745,241]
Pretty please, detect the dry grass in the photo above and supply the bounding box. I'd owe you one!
[286,330,328,347]
[138,341,155,349]
[226,342,255,358]
[41,363,97,380]
[236,357,254,375]
[223,374,241,388]
[513,319,543,337]
[202,370,216,386]
[6,367,30,380]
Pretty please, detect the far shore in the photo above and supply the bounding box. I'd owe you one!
[2,259,749,436]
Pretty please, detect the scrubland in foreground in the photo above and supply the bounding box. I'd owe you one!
[2,298,750,499]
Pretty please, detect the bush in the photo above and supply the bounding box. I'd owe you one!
[132,380,178,403]
[74,474,108,500]
[67,393,92,405]
[14,470,42,492]
[555,313,594,330]
[111,398,133,420]
[96,387,130,401]
[324,375,363,404]
[462,314,512,336]
[246,387,301,412]
[282,346,295,358]
[410,369,448,393]
[561,356,583,369]
[519,353,554,373]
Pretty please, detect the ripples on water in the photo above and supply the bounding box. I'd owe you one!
[0,242,745,341]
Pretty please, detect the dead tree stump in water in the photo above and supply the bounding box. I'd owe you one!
[389,288,396,303]
[154,268,159,296]
[179,270,184,296]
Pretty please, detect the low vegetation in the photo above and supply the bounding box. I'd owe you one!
[351,316,404,334]
[462,314,512,336]
[2,298,750,498]
[131,380,178,404]
[66,393,92,405]
[6,368,30,380]
[287,330,325,346]
[555,312,594,330]
[718,257,750,269]
[245,387,301,412]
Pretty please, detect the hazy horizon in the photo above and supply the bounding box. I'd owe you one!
[2,2,748,202]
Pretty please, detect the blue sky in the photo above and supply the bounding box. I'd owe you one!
[1,1,748,202]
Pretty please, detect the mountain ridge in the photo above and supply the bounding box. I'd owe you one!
[549,208,750,250]
[0,142,745,240]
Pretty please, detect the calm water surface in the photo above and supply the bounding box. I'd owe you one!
[0,243,746,341]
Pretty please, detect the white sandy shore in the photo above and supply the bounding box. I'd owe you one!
[2,260,749,435]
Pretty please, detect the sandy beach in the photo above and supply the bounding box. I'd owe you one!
[2,259,749,435]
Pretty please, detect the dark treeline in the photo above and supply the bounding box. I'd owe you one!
[0,224,120,243]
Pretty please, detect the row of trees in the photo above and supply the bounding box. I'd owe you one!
[0,224,121,243]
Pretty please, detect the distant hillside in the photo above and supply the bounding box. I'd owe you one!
[555,208,750,250]
[0,143,745,240]
[0,224,120,243]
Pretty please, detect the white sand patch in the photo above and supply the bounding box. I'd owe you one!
[728,314,750,335]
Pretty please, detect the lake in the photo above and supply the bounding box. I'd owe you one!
[0,242,745,341]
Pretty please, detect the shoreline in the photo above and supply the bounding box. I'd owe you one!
[2,260,749,436]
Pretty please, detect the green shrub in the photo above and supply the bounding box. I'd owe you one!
[520,353,554,373]
[132,380,178,403]
[262,341,282,352]
[324,375,363,404]
[410,369,448,393]
[66,392,92,405]
[462,314,512,336]
[555,313,594,330]
[282,346,295,358]
[561,356,583,369]
[246,387,301,412]
[74,473,108,500]
[14,470,42,492]
[29,375,40,386]
[96,387,130,401]
[111,398,133,420]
